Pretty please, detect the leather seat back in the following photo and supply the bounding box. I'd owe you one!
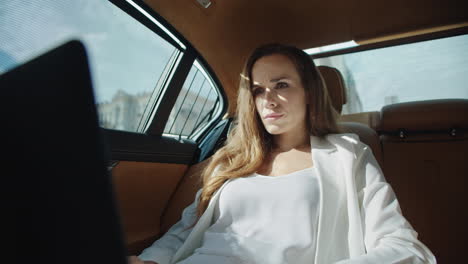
[378,99,468,263]
[317,65,381,130]
[317,65,347,113]
[318,65,383,168]
[338,121,383,169]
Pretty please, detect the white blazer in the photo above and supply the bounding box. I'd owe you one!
[139,133,436,264]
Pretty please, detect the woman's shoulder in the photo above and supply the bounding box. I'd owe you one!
[325,132,361,145]
[324,133,370,154]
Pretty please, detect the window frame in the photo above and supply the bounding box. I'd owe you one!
[310,26,468,59]
[104,0,227,163]
[162,59,225,141]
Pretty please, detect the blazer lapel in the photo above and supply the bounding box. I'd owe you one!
[329,134,366,258]
[311,135,349,263]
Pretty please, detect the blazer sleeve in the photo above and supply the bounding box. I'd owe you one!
[138,189,201,264]
[336,143,437,264]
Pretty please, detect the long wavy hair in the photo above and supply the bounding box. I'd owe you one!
[195,43,339,218]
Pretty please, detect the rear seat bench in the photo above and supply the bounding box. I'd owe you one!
[377,99,468,263]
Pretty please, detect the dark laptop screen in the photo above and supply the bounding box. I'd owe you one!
[2,40,128,264]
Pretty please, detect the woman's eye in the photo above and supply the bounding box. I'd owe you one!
[252,88,264,95]
[276,82,289,89]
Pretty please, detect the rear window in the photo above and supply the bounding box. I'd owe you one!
[314,34,468,114]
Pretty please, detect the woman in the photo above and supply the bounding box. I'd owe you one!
[130,43,436,264]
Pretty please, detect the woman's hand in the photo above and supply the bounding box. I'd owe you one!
[127,255,158,264]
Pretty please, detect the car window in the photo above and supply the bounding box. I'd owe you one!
[314,34,468,114]
[164,60,223,140]
[0,0,180,133]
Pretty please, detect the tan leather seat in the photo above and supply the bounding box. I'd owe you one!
[160,158,208,235]
[318,65,383,168]
[317,65,347,113]
[378,99,468,263]
[317,65,381,130]
[338,121,383,169]
[339,111,381,130]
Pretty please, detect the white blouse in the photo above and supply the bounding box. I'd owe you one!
[176,167,320,264]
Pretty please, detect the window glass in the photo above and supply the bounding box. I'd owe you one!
[314,34,468,114]
[0,0,179,132]
[164,60,222,140]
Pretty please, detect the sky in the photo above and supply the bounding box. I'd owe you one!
[0,0,176,103]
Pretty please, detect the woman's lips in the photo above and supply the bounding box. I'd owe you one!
[264,114,283,120]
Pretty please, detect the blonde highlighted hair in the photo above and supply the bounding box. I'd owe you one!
[195,43,339,218]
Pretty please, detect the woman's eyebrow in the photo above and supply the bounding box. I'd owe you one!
[251,76,291,89]
[270,76,291,82]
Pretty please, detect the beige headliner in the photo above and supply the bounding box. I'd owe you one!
[145,0,467,116]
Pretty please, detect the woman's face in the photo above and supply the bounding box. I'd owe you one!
[251,54,308,135]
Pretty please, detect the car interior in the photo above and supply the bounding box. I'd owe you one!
[2,0,467,262]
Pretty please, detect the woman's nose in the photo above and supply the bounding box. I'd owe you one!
[264,88,278,108]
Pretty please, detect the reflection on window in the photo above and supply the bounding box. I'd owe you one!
[314,34,468,114]
[164,60,222,140]
[0,0,179,133]
[96,49,180,132]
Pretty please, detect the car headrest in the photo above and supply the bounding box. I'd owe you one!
[380,99,468,133]
[317,65,347,114]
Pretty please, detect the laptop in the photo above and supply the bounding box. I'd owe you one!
[2,40,128,264]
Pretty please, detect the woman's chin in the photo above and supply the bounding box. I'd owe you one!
[264,126,285,135]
